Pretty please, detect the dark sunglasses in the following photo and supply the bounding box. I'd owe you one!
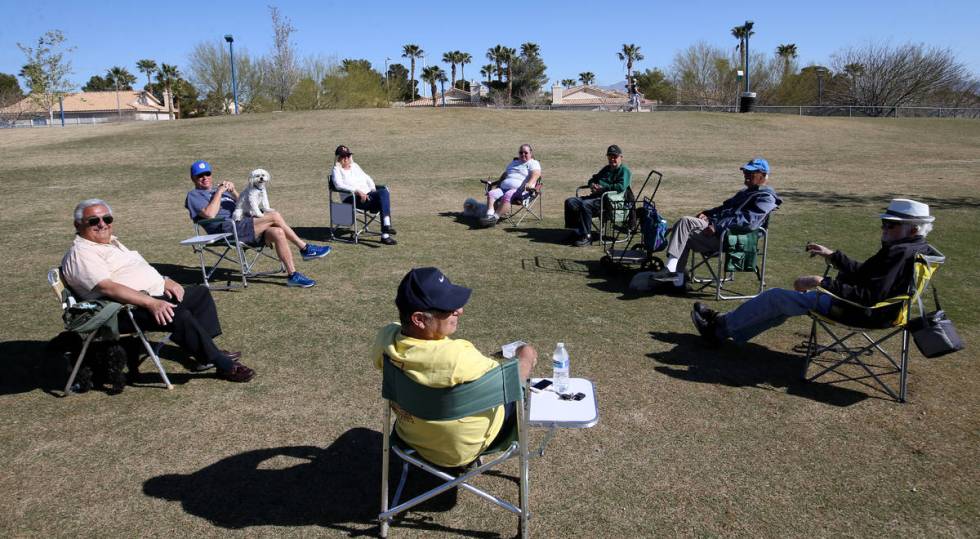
[194,172,212,178]
[519,150,531,155]
[86,215,114,226]
[558,392,586,401]
[881,221,902,229]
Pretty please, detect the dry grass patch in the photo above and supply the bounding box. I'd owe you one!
[1,109,978,537]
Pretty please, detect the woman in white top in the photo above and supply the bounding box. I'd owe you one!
[331,145,396,245]
[482,144,542,226]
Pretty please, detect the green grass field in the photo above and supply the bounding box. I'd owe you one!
[1,109,978,537]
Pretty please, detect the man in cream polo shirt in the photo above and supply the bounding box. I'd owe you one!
[62,198,255,383]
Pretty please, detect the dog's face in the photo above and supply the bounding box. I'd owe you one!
[249,169,271,189]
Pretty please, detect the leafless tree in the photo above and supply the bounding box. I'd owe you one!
[17,30,74,125]
[829,42,970,111]
[188,40,262,114]
[269,5,300,110]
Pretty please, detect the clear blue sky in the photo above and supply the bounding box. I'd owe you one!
[2,0,978,90]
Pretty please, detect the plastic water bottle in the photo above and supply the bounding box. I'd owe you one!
[552,342,570,394]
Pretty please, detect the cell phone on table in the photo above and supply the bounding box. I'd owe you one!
[531,379,553,390]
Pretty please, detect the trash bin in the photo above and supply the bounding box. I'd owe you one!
[739,92,757,113]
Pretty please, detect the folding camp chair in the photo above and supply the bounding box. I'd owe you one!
[574,185,635,247]
[180,218,286,290]
[802,251,945,402]
[328,174,383,243]
[48,267,173,395]
[688,212,773,300]
[379,356,530,538]
[482,177,544,227]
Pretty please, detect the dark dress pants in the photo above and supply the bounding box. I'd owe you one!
[119,285,233,370]
[564,195,602,238]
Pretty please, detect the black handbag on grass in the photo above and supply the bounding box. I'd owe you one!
[908,286,964,358]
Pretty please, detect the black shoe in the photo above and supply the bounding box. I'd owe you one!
[691,307,721,346]
[653,271,682,283]
[191,361,216,372]
[572,236,591,247]
[693,302,718,322]
[380,236,398,245]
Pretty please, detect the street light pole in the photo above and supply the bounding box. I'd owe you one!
[385,57,391,101]
[224,34,239,115]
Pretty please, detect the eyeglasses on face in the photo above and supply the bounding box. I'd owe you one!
[881,221,902,229]
[86,215,114,226]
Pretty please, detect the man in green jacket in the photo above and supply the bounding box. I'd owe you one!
[564,144,632,247]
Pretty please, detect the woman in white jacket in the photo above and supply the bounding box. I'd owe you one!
[331,145,397,245]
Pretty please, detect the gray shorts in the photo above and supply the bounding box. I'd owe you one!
[203,217,261,246]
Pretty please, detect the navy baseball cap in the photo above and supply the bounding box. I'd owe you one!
[396,267,472,314]
[606,144,623,156]
[190,160,212,178]
[740,158,769,174]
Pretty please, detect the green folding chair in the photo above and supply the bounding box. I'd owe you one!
[802,251,945,402]
[379,356,530,538]
[689,212,773,300]
[49,267,173,395]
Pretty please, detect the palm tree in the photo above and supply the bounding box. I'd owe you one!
[486,45,506,82]
[578,72,596,86]
[442,51,459,87]
[106,66,136,117]
[402,44,424,100]
[420,65,446,107]
[617,44,644,98]
[560,79,577,88]
[157,63,179,119]
[501,46,517,101]
[136,59,157,90]
[480,64,494,85]
[520,42,540,58]
[776,43,798,79]
[457,52,472,88]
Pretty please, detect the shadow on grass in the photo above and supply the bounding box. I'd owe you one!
[437,211,486,231]
[0,339,205,396]
[648,331,869,407]
[143,427,501,537]
[293,227,383,248]
[150,262,289,288]
[779,190,980,210]
[502,226,571,245]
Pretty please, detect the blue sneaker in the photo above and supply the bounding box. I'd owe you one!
[287,271,316,288]
[301,243,332,261]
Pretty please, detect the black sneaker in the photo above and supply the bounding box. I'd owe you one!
[693,302,718,322]
[380,236,398,245]
[572,236,591,247]
[691,307,721,347]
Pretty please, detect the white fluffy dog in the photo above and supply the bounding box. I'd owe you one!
[233,168,274,221]
[462,197,488,219]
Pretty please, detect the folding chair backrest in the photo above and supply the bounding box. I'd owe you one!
[48,267,71,309]
[382,356,523,421]
[822,250,944,329]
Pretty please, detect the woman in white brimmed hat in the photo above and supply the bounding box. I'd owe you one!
[690,198,939,345]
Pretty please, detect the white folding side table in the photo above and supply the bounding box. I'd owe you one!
[527,377,598,456]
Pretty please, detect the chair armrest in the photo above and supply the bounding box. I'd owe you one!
[197,217,231,226]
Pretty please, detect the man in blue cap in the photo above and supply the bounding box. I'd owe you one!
[655,158,782,290]
[369,267,538,469]
[185,160,331,288]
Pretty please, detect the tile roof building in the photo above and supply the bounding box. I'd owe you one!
[1,90,174,126]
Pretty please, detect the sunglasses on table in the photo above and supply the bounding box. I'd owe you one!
[86,215,114,226]
[558,392,586,401]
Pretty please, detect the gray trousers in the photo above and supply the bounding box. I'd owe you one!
[666,216,720,273]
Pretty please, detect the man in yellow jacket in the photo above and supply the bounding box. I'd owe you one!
[371,267,537,468]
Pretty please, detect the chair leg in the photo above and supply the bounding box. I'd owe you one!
[126,310,173,390]
[899,329,911,403]
[64,331,98,395]
[380,407,391,538]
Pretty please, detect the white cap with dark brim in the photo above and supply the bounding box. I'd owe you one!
[880,198,935,223]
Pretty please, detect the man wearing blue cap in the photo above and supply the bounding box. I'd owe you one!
[185,160,331,288]
[370,267,538,469]
[656,158,782,289]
